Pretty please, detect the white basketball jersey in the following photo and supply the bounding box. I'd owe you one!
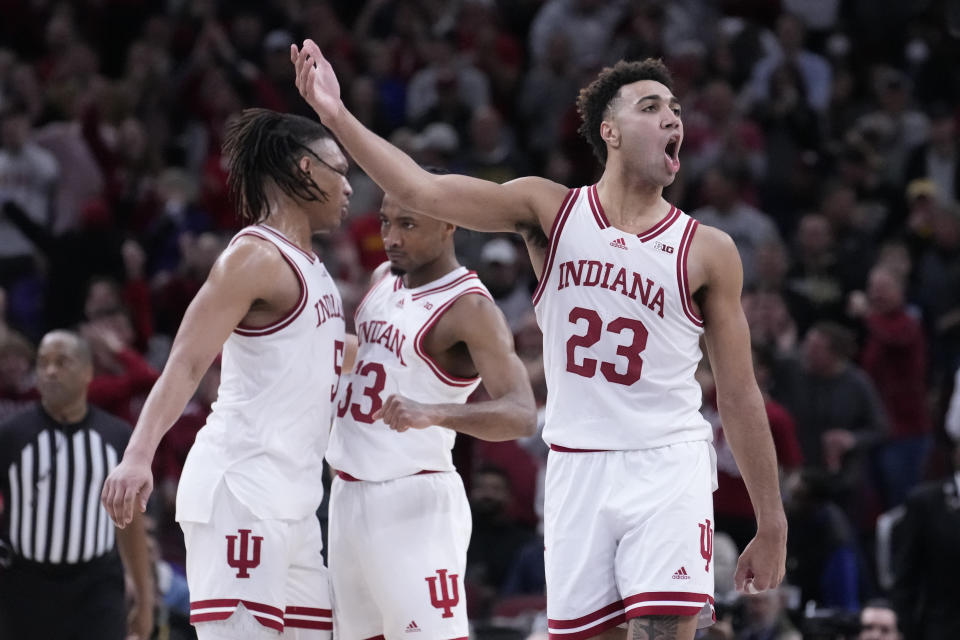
[177,224,346,522]
[326,266,491,481]
[533,185,711,450]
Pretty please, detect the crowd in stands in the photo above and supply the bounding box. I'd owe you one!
[2,0,960,638]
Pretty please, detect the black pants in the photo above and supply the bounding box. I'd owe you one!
[0,552,126,640]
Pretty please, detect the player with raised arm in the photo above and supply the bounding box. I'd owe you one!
[325,179,537,639]
[292,42,786,640]
[101,108,352,640]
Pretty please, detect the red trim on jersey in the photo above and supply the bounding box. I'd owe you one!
[414,287,493,387]
[532,187,580,306]
[394,277,403,291]
[258,224,317,263]
[189,599,285,631]
[354,272,394,325]
[637,205,680,242]
[337,469,441,481]
[410,271,479,301]
[233,246,308,336]
[587,184,610,229]
[547,600,625,639]
[623,592,714,620]
[676,218,704,327]
[549,444,611,453]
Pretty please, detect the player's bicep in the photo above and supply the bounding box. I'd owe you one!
[165,246,272,377]
[453,296,532,401]
[414,174,566,234]
[700,234,756,394]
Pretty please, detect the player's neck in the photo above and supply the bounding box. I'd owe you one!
[402,253,461,290]
[596,167,668,230]
[262,206,312,253]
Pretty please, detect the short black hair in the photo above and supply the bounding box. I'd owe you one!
[223,108,335,226]
[576,58,674,164]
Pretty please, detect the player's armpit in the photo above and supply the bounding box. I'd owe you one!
[430,293,537,441]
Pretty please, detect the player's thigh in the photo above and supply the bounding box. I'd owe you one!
[181,483,291,634]
[544,451,623,637]
[364,472,471,639]
[614,442,715,629]
[327,477,382,639]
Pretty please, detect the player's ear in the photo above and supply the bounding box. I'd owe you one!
[298,155,311,175]
[601,120,620,150]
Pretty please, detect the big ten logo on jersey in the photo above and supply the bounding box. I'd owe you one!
[556,259,665,319]
[226,529,264,578]
[356,319,407,365]
[425,569,460,618]
[315,294,344,327]
[654,240,675,254]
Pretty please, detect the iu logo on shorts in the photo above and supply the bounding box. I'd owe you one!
[226,529,264,578]
[425,569,459,618]
[699,519,713,572]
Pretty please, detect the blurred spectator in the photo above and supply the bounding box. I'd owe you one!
[739,587,802,640]
[152,232,226,337]
[477,238,532,332]
[0,330,37,421]
[912,206,960,376]
[518,33,579,160]
[904,104,960,208]
[0,103,57,287]
[684,79,766,184]
[746,13,833,113]
[691,163,781,289]
[890,442,960,640]
[407,33,490,129]
[820,182,877,291]
[784,214,848,333]
[528,0,626,73]
[776,323,887,488]
[464,106,529,184]
[859,599,902,640]
[785,469,863,611]
[466,465,535,620]
[743,288,798,357]
[947,366,960,444]
[853,264,930,507]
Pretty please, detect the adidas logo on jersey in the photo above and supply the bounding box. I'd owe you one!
[405,620,421,632]
[672,567,691,580]
[609,237,628,250]
[396,298,405,308]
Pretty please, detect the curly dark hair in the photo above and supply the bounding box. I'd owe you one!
[223,108,335,226]
[576,59,674,165]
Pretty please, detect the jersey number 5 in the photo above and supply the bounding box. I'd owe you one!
[566,306,647,386]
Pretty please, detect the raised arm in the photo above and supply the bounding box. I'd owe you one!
[373,293,537,441]
[696,226,788,593]
[101,238,288,527]
[291,39,567,234]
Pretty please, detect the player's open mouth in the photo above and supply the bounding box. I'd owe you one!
[664,135,681,172]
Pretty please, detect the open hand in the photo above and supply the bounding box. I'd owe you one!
[291,39,342,122]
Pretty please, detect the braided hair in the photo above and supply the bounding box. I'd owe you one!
[223,108,335,226]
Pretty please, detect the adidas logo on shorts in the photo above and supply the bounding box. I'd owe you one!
[672,566,691,580]
[405,620,421,633]
[609,237,628,250]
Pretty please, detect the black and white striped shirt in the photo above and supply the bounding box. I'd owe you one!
[0,405,130,564]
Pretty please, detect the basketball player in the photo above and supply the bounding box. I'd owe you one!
[101,108,352,640]
[325,185,536,639]
[293,44,787,640]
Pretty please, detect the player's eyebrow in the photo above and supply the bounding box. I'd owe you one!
[636,94,681,107]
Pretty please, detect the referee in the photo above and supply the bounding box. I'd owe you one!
[0,330,154,639]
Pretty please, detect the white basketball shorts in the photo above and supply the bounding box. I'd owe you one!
[544,440,717,639]
[180,481,332,637]
[328,471,471,640]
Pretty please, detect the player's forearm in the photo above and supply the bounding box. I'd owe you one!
[123,358,205,462]
[116,511,155,624]
[427,393,537,442]
[325,103,434,213]
[716,388,787,533]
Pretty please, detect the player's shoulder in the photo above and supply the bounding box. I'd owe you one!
[504,176,572,222]
[210,230,289,283]
[434,288,504,339]
[689,221,740,266]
